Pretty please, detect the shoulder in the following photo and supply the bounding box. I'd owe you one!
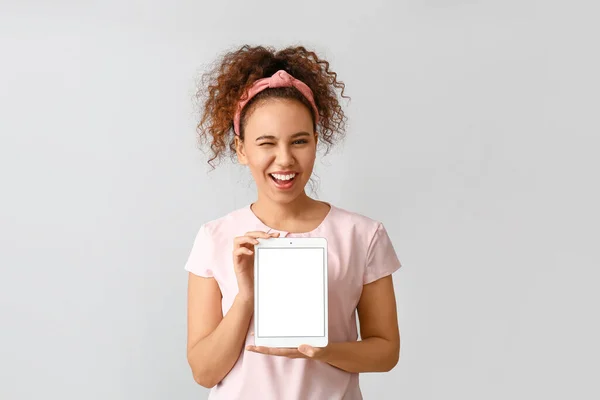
[330,204,383,233]
[185,206,251,278]
[328,204,387,247]
[196,205,251,244]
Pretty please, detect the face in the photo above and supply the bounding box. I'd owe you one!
[235,98,318,204]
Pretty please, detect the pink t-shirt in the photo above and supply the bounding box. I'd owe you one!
[184,203,402,400]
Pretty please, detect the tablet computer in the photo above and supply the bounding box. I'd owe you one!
[254,237,328,348]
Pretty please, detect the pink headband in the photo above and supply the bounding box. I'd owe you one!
[233,69,319,136]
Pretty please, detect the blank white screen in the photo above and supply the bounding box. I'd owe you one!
[256,248,325,337]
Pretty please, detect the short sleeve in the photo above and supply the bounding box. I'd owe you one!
[184,224,215,278]
[363,222,402,285]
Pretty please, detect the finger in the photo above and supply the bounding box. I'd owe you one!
[246,346,301,358]
[298,345,316,357]
[233,247,253,257]
[272,348,302,358]
[254,346,270,354]
[247,345,271,354]
[234,236,260,247]
[244,231,280,239]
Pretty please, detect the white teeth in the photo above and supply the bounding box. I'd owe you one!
[271,173,296,181]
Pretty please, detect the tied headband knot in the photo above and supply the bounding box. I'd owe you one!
[233,69,319,136]
[270,70,294,87]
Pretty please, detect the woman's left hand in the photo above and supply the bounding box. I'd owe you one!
[245,343,329,360]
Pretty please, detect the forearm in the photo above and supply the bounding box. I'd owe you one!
[188,294,253,387]
[320,337,399,373]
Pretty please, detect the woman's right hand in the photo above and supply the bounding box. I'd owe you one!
[233,231,280,302]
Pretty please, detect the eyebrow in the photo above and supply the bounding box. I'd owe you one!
[255,131,311,142]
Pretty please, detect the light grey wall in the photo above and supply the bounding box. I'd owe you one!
[1,1,598,399]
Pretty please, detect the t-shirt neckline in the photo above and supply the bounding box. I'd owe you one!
[247,201,334,237]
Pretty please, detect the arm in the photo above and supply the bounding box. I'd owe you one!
[186,272,253,388]
[320,275,400,373]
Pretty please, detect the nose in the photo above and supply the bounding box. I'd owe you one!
[274,144,295,167]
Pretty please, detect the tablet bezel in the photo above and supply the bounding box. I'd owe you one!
[253,237,328,348]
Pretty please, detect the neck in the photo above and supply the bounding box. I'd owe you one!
[252,192,316,225]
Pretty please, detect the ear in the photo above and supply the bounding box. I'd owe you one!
[314,132,318,145]
[235,136,248,165]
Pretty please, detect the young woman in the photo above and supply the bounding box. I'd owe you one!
[185,45,402,400]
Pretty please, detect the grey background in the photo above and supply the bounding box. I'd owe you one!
[1,1,598,399]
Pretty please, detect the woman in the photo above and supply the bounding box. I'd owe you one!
[185,44,402,399]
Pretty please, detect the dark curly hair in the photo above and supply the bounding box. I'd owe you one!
[194,44,350,169]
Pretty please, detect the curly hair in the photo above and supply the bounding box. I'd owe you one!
[194,44,350,168]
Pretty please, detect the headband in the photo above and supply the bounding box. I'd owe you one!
[233,69,319,136]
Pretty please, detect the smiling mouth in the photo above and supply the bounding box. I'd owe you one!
[269,173,297,189]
